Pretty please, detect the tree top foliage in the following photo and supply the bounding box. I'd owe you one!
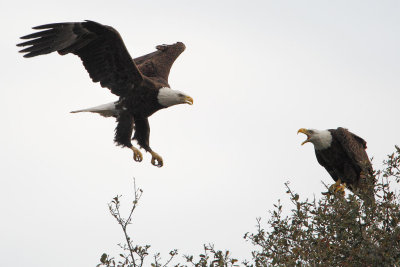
[99,146,400,267]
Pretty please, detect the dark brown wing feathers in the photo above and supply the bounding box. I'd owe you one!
[333,127,372,173]
[134,42,185,83]
[17,20,143,96]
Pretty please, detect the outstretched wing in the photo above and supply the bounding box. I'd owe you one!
[333,127,373,174]
[17,20,143,96]
[134,42,186,83]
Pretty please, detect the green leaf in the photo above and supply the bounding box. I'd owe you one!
[100,253,107,264]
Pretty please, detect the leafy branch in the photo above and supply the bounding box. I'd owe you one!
[98,147,400,266]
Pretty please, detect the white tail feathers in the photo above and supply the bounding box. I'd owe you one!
[70,102,118,117]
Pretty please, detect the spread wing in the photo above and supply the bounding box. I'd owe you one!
[134,42,186,83]
[17,20,143,96]
[333,127,373,174]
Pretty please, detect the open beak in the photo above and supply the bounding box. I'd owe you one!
[297,128,311,145]
[184,96,194,105]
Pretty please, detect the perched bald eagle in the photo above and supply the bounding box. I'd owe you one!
[17,20,193,167]
[298,127,374,198]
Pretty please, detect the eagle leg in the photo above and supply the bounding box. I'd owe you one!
[323,179,346,196]
[130,146,143,162]
[150,151,163,168]
[334,182,347,195]
[115,112,143,162]
[328,179,342,192]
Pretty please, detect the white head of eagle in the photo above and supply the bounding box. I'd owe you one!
[297,128,332,150]
[157,87,193,107]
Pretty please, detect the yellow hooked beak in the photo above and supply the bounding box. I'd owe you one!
[297,128,311,146]
[184,95,194,105]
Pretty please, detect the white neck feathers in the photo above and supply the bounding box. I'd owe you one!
[311,130,333,150]
[157,87,181,107]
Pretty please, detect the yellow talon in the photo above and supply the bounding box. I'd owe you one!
[334,183,346,194]
[324,179,346,196]
[130,146,143,162]
[150,151,163,168]
[329,179,342,192]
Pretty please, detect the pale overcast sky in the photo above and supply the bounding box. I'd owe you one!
[1,0,399,266]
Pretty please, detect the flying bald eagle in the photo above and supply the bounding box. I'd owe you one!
[17,20,193,167]
[298,127,374,198]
